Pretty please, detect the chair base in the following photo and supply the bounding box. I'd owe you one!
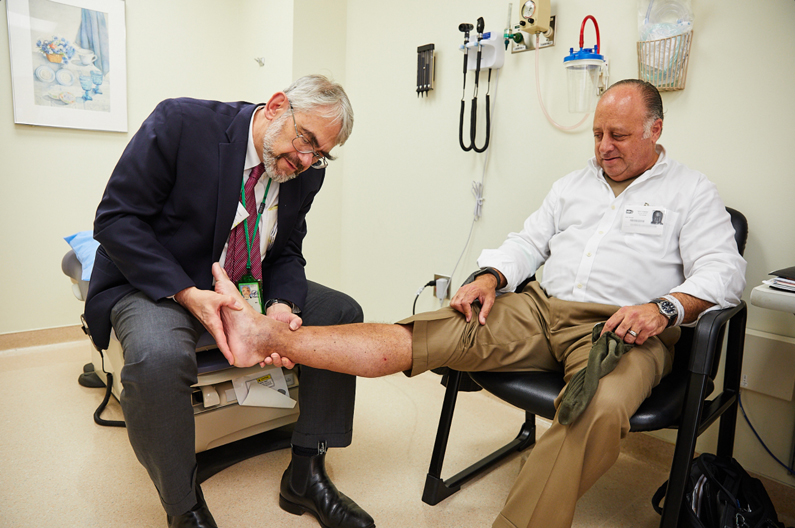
[422,415,536,505]
[422,372,536,506]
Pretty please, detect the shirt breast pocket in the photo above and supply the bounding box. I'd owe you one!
[622,210,679,259]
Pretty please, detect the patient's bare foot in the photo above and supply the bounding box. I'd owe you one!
[212,263,287,368]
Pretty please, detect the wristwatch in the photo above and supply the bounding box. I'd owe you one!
[264,298,302,315]
[463,267,502,288]
[651,297,678,328]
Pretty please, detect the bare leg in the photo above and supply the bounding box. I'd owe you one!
[212,263,414,376]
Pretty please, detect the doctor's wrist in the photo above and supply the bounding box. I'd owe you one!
[173,286,197,306]
[264,298,302,315]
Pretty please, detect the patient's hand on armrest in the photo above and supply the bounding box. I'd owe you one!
[212,263,296,369]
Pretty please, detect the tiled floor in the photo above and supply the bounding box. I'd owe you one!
[1,339,792,528]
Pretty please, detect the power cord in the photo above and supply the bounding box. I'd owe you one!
[413,280,437,315]
[446,69,500,288]
[94,353,125,428]
[738,392,794,475]
[411,71,500,320]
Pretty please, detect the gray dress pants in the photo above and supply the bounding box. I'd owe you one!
[110,281,361,516]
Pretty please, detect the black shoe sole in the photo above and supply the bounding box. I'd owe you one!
[279,495,330,528]
[278,495,375,528]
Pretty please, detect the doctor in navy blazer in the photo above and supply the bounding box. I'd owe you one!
[85,75,373,528]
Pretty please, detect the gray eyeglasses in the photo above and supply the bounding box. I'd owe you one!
[289,102,329,169]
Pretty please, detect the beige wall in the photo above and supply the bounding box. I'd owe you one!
[0,0,294,334]
[1,0,794,489]
[293,0,347,287]
[335,0,795,489]
[339,0,795,334]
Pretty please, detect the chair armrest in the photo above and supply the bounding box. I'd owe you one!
[688,301,747,376]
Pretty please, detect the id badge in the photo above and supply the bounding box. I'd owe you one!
[621,205,666,235]
[236,274,263,314]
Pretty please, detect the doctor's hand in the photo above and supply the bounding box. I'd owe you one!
[258,303,299,369]
[174,285,243,366]
[450,274,500,325]
[266,303,303,331]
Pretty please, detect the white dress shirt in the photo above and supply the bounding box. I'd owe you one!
[219,107,280,269]
[477,146,747,311]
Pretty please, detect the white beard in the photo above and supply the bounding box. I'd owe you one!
[261,113,302,184]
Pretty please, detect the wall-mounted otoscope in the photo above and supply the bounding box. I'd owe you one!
[458,17,504,153]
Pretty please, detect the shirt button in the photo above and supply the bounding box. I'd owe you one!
[611,205,616,210]
[587,252,592,257]
[577,284,583,289]
[598,230,604,235]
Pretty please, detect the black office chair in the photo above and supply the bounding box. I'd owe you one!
[422,208,748,528]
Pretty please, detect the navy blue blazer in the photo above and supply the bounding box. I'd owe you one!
[84,98,325,350]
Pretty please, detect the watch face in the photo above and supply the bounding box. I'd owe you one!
[658,300,676,316]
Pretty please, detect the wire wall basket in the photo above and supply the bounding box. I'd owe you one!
[637,30,693,91]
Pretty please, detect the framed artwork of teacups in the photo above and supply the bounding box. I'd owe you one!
[6,0,127,132]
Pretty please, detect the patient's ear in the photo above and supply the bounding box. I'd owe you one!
[649,118,663,142]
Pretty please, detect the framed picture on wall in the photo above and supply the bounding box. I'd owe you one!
[5,0,127,132]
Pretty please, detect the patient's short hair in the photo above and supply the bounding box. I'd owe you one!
[284,75,354,146]
[605,79,663,137]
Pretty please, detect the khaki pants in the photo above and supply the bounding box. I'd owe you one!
[399,283,678,528]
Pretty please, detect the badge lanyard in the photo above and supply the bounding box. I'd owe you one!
[236,175,272,313]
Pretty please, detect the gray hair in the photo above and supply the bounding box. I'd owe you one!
[284,75,354,146]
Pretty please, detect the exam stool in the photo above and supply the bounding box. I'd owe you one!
[62,248,300,454]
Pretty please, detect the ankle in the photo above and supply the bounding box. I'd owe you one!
[292,445,320,458]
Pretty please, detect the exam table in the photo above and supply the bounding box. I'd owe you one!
[62,248,300,476]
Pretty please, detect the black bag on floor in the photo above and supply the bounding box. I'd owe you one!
[652,453,784,528]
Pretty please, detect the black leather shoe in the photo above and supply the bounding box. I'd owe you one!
[279,452,375,528]
[166,483,218,528]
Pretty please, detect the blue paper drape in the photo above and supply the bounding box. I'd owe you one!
[75,9,109,75]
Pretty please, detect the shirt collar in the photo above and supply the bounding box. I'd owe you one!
[245,106,265,172]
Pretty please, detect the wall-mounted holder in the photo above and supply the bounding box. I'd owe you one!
[416,44,435,97]
[457,18,501,153]
[637,31,692,91]
[461,31,505,71]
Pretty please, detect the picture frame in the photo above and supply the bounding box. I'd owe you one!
[6,0,127,132]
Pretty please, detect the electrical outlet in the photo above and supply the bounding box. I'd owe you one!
[434,274,451,300]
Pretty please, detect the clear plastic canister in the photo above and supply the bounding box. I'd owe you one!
[563,48,605,113]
